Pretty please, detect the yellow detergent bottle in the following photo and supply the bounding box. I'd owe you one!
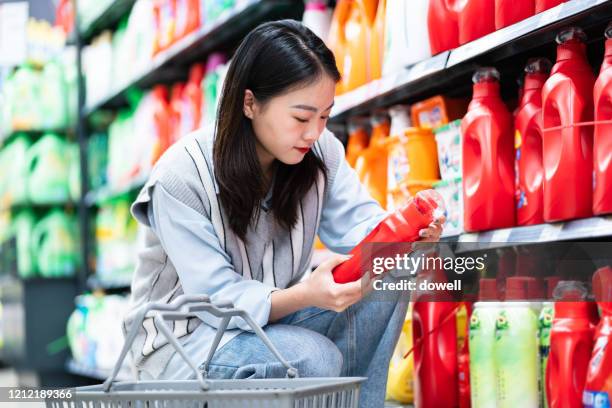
[386,303,415,404]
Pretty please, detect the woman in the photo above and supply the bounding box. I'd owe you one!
[124,19,444,407]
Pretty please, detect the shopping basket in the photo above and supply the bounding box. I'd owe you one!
[47,294,365,407]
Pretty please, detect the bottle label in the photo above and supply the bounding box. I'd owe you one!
[583,390,610,408]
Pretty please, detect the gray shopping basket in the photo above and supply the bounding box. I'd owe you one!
[47,294,365,407]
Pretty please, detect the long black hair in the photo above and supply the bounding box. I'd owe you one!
[213,19,341,241]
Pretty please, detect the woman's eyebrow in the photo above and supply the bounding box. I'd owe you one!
[291,102,335,112]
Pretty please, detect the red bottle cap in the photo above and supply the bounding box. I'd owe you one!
[525,58,552,75]
[505,277,530,300]
[479,278,498,301]
[472,67,500,84]
[527,278,545,300]
[552,280,588,300]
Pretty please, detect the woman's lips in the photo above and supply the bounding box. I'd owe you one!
[296,147,310,154]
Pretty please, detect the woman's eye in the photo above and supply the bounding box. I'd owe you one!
[294,117,309,123]
[320,116,329,120]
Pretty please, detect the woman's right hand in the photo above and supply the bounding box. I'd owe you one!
[301,255,365,312]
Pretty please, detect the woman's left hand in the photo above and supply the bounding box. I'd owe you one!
[417,214,446,242]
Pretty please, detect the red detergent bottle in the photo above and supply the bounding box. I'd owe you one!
[428,0,460,55]
[332,189,444,283]
[459,0,495,45]
[495,0,534,30]
[593,23,612,215]
[462,67,515,232]
[515,58,551,226]
[547,281,598,408]
[541,27,595,222]
[535,0,565,13]
[412,263,459,408]
[584,266,612,408]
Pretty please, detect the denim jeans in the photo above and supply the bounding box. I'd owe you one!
[200,284,409,408]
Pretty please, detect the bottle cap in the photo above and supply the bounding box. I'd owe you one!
[505,277,530,300]
[524,58,552,75]
[472,67,500,84]
[552,280,589,301]
[479,278,498,301]
[556,27,587,45]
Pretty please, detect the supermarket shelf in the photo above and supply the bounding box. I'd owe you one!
[1,201,78,213]
[444,216,612,249]
[66,358,131,382]
[330,0,612,121]
[79,0,137,43]
[87,274,132,291]
[84,0,301,116]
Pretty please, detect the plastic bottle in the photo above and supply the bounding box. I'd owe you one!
[370,0,386,80]
[169,82,185,144]
[459,0,495,45]
[494,277,540,408]
[202,53,227,126]
[470,279,499,408]
[150,85,171,165]
[156,0,177,52]
[411,95,469,129]
[584,266,612,408]
[180,63,205,136]
[26,133,70,204]
[302,0,332,41]
[457,301,473,408]
[354,113,390,208]
[32,211,79,278]
[547,281,598,408]
[593,23,612,215]
[427,0,460,55]
[535,0,565,13]
[175,0,200,40]
[405,127,441,182]
[345,118,369,168]
[539,301,555,408]
[383,0,431,76]
[386,303,415,404]
[332,189,444,283]
[14,210,37,279]
[495,0,534,30]
[541,27,595,222]
[462,67,515,232]
[515,58,551,226]
[327,0,351,94]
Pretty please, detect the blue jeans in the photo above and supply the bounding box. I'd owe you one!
[201,287,408,408]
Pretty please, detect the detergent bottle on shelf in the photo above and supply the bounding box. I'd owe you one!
[539,300,555,408]
[515,58,551,226]
[202,53,227,126]
[383,0,431,76]
[584,266,612,408]
[457,301,473,408]
[6,134,31,205]
[370,0,386,80]
[461,67,515,232]
[535,0,565,13]
[404,127,441,182]
[593,23,612,215]
[302,0,332,41]
[470,279,500,408]
[150,85,171,165]
[169,82,185,144]
[542,27,595,222]
[345,118,369,168]
[175,0,200,40]
[354,113,389,208]
[332,189,444,283]
[459,0,495,45]
[327,0,351,94]
[156,0,177,52]
[180,63,205,136]
[32,210,79,278]
[495,0,534,30]
[494,277,541,408]
[26,133,71,204]
[412,263,459,408]
[14,210,37,279]
[427,0,460,55]
[547,281,598,408]
[386,303,415,404]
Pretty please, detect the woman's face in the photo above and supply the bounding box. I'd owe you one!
[244,74,336,170]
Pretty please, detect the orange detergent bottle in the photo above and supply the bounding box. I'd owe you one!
[535,0,565,13]
[541,27,595,222]
[428,0,460,55]
[327,0,352,94]
[411,95,469,129]
[180,63,205,136]
[584,266,612,408]
[346,118,370,168]
[332,189,444,283]
[593,23,612,215]
[150,85,171,165]
[354,113,389,208]
[459,0,495,45]
[175,0,200,40]
[515,58,551,226]
[495,0,534,30]
[462,67,515,232]
[169,82,185,144]
[370,0,386,80]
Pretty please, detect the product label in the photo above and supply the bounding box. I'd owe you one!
[583,391,611,408]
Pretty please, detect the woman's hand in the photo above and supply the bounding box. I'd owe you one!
[417,214,446,242]
[301,255,364,312]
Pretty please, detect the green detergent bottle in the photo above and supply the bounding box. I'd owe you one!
[494,277,540,408]
[68,143,81,202]
[26,133,70,204]
[40,58,68,130]
[11,64,42,130]
[7,134,32,205]
[31,210,79,277]
[13,209,38,278]
[539,302,554,408]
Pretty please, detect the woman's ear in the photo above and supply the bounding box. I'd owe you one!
[243,89,256,119]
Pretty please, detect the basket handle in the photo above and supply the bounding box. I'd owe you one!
[157,302,299,383]
[103,294,213,392]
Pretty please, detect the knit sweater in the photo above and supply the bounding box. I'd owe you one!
[123,126,386,379]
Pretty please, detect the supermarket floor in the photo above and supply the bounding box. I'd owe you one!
[0,368,411,407]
